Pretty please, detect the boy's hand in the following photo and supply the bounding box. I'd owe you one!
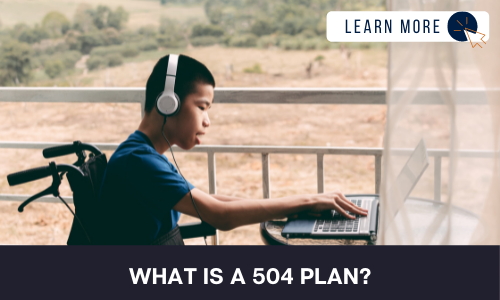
[310,191,368,220]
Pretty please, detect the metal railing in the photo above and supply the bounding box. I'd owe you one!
[0,87,387,201]
[0,87,493,244]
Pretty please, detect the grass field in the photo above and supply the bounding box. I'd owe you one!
[0,0,206,28]
[0,46,387,245]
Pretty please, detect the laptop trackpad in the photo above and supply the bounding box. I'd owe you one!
[282,219,315,236]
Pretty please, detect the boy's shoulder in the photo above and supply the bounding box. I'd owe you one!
[109,131,168,170]
[112,130,152,154]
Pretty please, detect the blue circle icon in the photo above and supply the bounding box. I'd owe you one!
[448,12,478,42]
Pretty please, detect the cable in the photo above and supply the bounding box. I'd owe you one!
[57,195,92,245]
[162,117,208,245]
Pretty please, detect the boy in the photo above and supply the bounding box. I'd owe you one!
[97,54,367,245]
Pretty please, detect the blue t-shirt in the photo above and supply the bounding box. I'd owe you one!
[98,130,194,244]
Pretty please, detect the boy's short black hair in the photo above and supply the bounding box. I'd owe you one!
[144,54,215,113]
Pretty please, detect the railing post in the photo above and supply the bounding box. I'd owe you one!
[207,151,219,245]
[208,151,217,195]
[434,156,442,202]
[317,154,324,193]
[375,154,382,194]
[262,153,271,199]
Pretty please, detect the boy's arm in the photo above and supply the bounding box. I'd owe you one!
[212,194,248,202]
[173,188,368,231]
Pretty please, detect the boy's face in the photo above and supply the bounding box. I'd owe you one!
[166,82,213,150]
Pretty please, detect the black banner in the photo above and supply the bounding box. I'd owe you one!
[0,246,497,299]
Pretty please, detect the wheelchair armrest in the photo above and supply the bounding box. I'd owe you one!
[179,221,216,239]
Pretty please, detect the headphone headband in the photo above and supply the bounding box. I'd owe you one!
[164,54,179,97]
[166,54,179,77]
[156,54,181,117]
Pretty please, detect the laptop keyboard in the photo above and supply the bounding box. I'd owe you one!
[313,199,363,233]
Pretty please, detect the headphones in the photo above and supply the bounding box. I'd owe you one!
[156,54,181,117]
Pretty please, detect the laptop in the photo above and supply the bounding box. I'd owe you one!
[281,139,429,241]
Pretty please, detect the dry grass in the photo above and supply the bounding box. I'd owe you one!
[0,46,387,245]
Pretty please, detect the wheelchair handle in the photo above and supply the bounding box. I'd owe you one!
[43,141,102,159]
[7,164,84,186]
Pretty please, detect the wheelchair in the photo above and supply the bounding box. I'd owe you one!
[7,141,215,245]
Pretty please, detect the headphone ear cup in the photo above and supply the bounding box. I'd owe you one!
[172,93,181,115]
[156,92,180,116]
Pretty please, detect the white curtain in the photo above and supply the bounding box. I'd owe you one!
[380,0,500,244]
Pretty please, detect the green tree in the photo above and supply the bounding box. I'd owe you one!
[72,3,95,33]
[44,59,65,78]
[229,34,257,47]
[287,0,312,6]
[204,1,223,25]
[74,5,128,32]
[158,17,195,47]
[16,24,50,44]
[138,39,158,51]
[156,35,186,48]
[106,53,123,67]
[0,40,32,85]
[196,0,386,44]
[159,17,184,38]
[250,19,275,36]
[61,51,81,69]
[90,5,111,30]
[86,55,106,70]
[64,30,82,51]
[138,25,157,38]
[42,11,70,37]
[10,23,30,39]
[120,45,139,57]
[281,15,302,35]
[191,24,224,38]
[102,27,122,45]
[78,31,105,54]
[108,6,129,30]
[190,36,219,47]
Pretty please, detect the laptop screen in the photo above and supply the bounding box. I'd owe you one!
[390,139,429,204]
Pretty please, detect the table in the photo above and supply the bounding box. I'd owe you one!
[260,197,481,245]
